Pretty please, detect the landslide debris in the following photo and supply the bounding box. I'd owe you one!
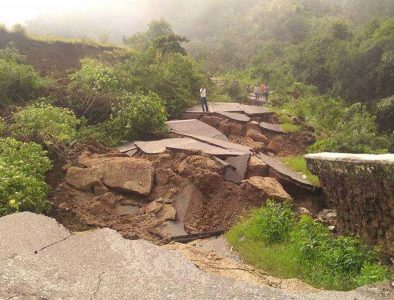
[50,147,294,244]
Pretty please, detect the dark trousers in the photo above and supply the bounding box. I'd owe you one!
[200,97,208,112]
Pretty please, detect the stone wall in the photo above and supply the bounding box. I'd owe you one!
[305,153,394,257]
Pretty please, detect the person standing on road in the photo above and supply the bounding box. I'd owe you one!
[260,82,266,101]
[253,84,261,101]
[200,84,209,112]
[264,84,270,102]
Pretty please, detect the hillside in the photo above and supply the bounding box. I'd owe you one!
[0,29,112,77]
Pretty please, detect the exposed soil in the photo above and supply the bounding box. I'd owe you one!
[0,31,112,78]
[47,143,311,245]
[164,241,320,294]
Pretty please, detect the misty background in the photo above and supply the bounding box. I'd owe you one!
[4,0,393,43]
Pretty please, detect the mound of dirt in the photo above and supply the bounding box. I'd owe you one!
[50,147,293,244]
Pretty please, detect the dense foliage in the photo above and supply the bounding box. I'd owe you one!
[0,138,51,216]
[11,103,80,142]
[102,92,168,143]
[0,45,48,107]
[226,201,392,290]
[68,58,120,122]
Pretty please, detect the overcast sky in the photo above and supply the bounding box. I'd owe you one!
[0,0,144,26]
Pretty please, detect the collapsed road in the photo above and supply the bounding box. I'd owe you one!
[46,103,323,245]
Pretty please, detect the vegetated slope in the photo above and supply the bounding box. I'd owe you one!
[0,30,112,77]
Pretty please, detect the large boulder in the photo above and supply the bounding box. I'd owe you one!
[65,167,102,191]
[241,177,292,202]
[66,156,154,196]
[100,158,154,196]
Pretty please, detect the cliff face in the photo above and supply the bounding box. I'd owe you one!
[305,153,394,257]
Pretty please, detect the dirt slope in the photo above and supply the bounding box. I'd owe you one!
[0,30,112,77]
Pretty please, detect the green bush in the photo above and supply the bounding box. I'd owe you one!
[0,138,51,216]
[0,46,47,106]
[11,103,80,142]
[309,103,389,153]
[0,137,52,179]
[226,203,392,290]
[0,162,49,216]
[97,92,167,146]
[376,96,394,133]
[68,58,120,122]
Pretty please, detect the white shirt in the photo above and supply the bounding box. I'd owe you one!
[200,88,207,97]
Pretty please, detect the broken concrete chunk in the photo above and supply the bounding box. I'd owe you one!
[241,177,293,202]
[100,157,154,196]
[225,154,251,183]
[65,167,102,191]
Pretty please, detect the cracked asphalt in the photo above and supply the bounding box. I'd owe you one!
[0,213,392,299]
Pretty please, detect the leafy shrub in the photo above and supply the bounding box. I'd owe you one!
[11,103,80,142]
[96,92,167,146]
[68,58,120,122]
[0,46,48,106]
[0,162,49,216]
[0,138,51,216]
[115,50,206,119]
[0,137,52,179]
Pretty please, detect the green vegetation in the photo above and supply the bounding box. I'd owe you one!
[0,138,52,216]
[282,156,319,186]
[11,103,80,142]
[226,201,392,291]
[0,117,6,136]
[0,45,48,107]
[90,92,168,146]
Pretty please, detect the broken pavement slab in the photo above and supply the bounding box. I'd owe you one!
[166,119,228,141]
[260,122,285,134]
[135,137,248,157]
[258,153,315,190]
[225,153,251,183]
[215,111,251,123]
